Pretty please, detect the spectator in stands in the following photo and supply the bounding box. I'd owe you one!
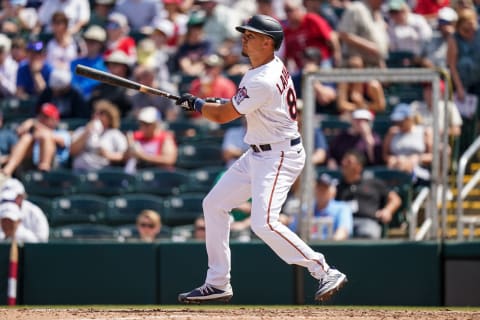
[70,25,108,100]
[336,55,386,117]
[123,106,177,173]
[0,33,18,98]
[217,38,250,78]
[414,0,450,25]
[447,8,480,101]
[104,12,137,61]
[328,109,383,169]
[172,10,213,77]
[162,0,189,48]
[193,215,206,240]
[387,0,433,62]
[15,41,53,99]
[1,103,71,176]
[36,68,88,119]
[289,173,353,240]
[136,209,163,242]
[0,0,39,38]
[336,0,389,67]
[37,0,91,34]
[222,117,249,168]
[297,100,329,166]
[0,202,38,243]
[382,103,433,176]
[189,53,237,100]
[195,0,242,49]
[70,99,128,172]
[412,81,463,137]
[0,111,18,167]
[113,0,161,33]
[147,19,177,95]
[10,36,26,64]
[420,7,458,69]
[336,150,402,239]
[129,65,178,122]
[1,178,49,242]
[282,0,342,72]
[291,47,337,114]
[89,50,133,117]
[46,11,86,70]
[89,0,116,29]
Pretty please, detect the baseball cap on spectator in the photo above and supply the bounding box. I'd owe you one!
[107,12,128,30]
[352,109,374,121]
[138,106,159,124]
[2,178,26,199]
[187,11,207,27]
[316,173,338,187]
[105,50,134,66]
[0,34,11,52]
[83,25,107,42]
[40,103,60,121]
[49,68,72,90]
[438,7,458,24]
[388,0,406,11]
[27,41,44,53]
[390,103,413,121]
[203,54,224,67]
[153,19,174,38]
[0,202,21,221]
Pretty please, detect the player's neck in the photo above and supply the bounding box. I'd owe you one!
[250,53,275,69]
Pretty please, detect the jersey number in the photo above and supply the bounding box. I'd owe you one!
[286,87,297,120]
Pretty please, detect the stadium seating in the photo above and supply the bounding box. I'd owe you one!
[57,118,88,131]
[106,193,165,225]
[0,97,36,122]
[77,168,137,196]
[134,168,191,196]
[27,195,54,220]
[176,143,224,169]
[184,165,225,193]
[50,194,109,227]
[21,169,84,197]
[162,193,204,226]
[115,223,172,240]
[50,223,117,241]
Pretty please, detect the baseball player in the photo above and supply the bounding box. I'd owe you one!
[176,14,347,303]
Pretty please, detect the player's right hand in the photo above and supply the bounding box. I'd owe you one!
[176,93,201,112]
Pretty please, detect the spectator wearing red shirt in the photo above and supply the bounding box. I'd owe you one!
[414,0,450,23]
[124,106,178,172]
[104,12,136,61]
[282,0,342,72]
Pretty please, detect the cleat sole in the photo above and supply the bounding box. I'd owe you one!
[315,277,348,302]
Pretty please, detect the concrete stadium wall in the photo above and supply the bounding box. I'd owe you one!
[0,240,478,306]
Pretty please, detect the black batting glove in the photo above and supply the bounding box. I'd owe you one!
[176,93,206,113]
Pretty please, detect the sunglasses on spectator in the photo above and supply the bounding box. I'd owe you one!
[138,223,155,229]
[107,21,121,29]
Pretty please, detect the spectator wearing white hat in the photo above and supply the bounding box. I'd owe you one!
[328,109,383,169]
[419,7,458,69]
[1,178,49,242]
[0,33,18,98]
[0,202,38,244]
[70,25,108,100]
[104,12,137,61]
[37,0,91,34]
[123,106,177,173]
[36,68,88,119]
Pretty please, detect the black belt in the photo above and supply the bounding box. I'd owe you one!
[250,137,301,153]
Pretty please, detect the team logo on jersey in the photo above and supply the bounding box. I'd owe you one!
[234,87,249,104]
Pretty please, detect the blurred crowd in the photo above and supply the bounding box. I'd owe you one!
[0,0,478,243]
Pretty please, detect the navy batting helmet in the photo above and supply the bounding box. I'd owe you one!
[236,15,283,50]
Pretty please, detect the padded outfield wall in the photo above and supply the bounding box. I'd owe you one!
[0,240,479,306]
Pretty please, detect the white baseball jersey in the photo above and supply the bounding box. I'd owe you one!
[21,200,50,243]
[232,56,299,145]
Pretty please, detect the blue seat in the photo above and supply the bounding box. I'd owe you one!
[21,170,83,197]
[185,166,225,193]
[107,193,165,225]
[176,144,224,169]
[50,223,117,240]
[27,195,53,221]
[77,168,136,196]
[162,193,204,226]
[135,168,190,196]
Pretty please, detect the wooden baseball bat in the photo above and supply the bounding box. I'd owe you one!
[75,64,180,101]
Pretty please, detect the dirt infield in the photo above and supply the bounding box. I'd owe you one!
[1,306,479,320]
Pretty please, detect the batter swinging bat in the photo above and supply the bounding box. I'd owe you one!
[74,64,180,101]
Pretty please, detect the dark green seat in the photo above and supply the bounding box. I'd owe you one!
[50,223,117,240]
[50,194,108,227]
[135,168,190,196]
[185,166,225,193]
[21,169,83,197]
[57,118,88,131]
[27,195,54,221]
[176,144,224,169]
[319,116,350,143]
[0,97,36,122]
[162,193,204,226]
[107,193,165,225]
[77,168,136,196]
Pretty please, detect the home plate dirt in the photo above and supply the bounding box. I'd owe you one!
[1,307,479,320]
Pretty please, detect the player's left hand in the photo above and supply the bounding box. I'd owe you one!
[176,93,203,112]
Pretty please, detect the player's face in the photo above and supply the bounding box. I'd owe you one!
[240,30,270,57]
